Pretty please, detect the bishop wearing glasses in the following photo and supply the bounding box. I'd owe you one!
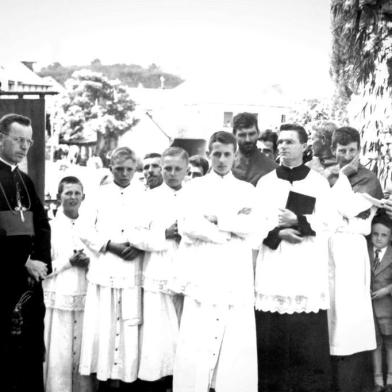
[0,113,51,392]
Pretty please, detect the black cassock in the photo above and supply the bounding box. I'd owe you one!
[0,160,51,392]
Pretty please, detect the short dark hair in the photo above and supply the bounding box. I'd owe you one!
[260,129,278,152]
[232,113,259,135]
[279,123,308,144]
[189,155,209,175]
[372,212,392,231]
[208,131,237,152]
[332,127,361,150]
[0,113,31,135]
[57,176,83,196]
[143,152,161,160]
[162,146,189,164]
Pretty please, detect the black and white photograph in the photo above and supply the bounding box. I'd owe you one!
[1,1,392,391]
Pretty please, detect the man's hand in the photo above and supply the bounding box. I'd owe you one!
[278,228,303,244]
[372,287,391,299]
[121,246,144,261]
[278,209,298,228]
[25,258,48,282]
[165,221,181,242]
[70,250,90,268]
[341,155,360,177]
[107,241,130,258]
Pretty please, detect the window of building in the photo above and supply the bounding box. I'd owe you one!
[223,111,233,127]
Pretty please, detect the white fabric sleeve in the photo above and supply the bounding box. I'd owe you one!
[305,175,338,235]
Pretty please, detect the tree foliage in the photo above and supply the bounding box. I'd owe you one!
[330,0,392,187]
[287,98,334,131]
[330,0,392,119]
[39,61,184,89]
[53,70,138,160]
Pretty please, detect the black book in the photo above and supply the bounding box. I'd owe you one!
[285,191,316,216]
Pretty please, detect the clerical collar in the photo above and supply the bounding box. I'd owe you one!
[211,170,233,180]
[0,156,17,171]
[276,164,310,183]
[163,182,182,193]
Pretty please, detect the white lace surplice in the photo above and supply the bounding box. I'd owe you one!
[254,169,334,314]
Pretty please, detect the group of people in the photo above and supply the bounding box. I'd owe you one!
[2,111,392,392]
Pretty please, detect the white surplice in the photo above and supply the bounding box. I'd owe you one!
[171,171,258,392]
[129,183,183,381]
[254,169,334,314]
[79,182,143,383]
[328,173,377,355]
[43,210,94,392]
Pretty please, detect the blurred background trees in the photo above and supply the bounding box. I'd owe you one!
[330,0,392,188]
[39,60,184,89]
[52,70,138,164]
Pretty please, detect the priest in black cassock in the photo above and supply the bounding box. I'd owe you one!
[0,114,51,391]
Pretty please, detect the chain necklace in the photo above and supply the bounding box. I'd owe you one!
[0,168,31,222]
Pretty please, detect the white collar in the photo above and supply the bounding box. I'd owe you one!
[375,246,387,260]
[0,156,17,171]
[209,170,235,181]
[110,181,132,193]
[55,209,79,224]
[163,182,183,194]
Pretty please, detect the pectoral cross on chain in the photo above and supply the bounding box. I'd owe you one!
[15,183,26,222]
[15,199,26,222]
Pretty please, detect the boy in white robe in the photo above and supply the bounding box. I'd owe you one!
[172,131,258,392]
[131,147,189,391]
[328,127,383,392]
[43,176,93,392]
[79,147,144,389]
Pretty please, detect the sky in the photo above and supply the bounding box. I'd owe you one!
[1,0,334,98]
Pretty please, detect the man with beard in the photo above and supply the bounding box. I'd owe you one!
[0,113,51,391]
[143,153,163,190]
[232,112,277,186]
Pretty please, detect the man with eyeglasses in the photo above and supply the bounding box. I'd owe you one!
[232,112,277,186]
[0,113,51,392]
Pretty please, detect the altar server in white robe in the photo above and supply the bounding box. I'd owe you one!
[327,127,383,392]
[254,124,334,392]
[79,147,144,387]
[131,146,188,391]
[171,131,258,392]
[43,176,93,392]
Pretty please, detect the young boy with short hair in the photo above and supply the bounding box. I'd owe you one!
[43,176,93,392]
[369,213,392,392]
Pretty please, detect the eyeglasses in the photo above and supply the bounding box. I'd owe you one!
[1,132,34,147]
